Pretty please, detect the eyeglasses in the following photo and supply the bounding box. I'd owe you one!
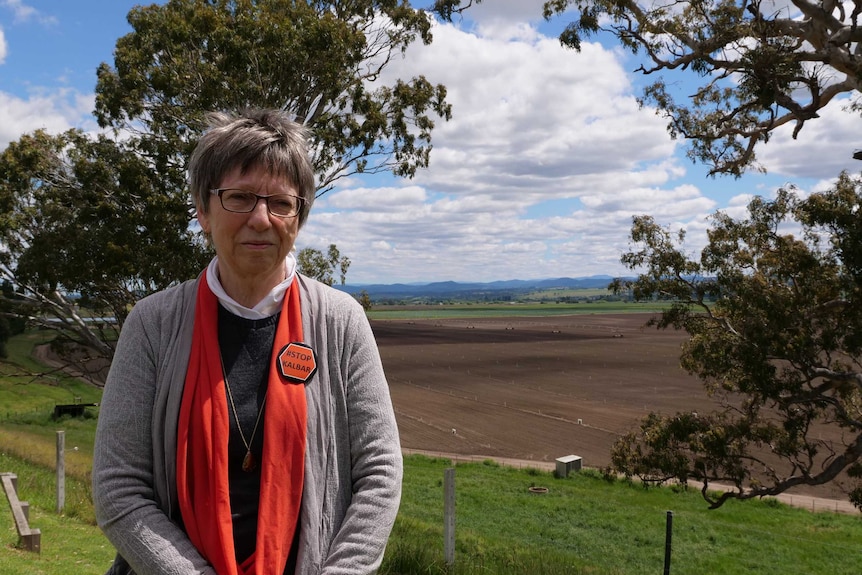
[209,188,305,218]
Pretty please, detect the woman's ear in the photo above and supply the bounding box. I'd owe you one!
[196,204,210,234]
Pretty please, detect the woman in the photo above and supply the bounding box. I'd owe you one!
[93,109,403,575]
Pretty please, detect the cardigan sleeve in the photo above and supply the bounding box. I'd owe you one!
[92,294,216,575]
[319,295,403,574]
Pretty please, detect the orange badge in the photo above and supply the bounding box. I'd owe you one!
[277,342,317,384]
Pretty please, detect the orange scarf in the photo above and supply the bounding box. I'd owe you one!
[177,274,307,575]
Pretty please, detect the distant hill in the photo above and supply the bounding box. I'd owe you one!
[334,276,621,300]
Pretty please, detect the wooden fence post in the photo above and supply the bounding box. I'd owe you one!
[444,467,456,567]
[56,430,65,513]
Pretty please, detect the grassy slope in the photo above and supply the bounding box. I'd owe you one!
[5,453,861,575]
[0,331,102,416]
[384,457,862,575]
[2,330,861,575]
[1,452,113,575]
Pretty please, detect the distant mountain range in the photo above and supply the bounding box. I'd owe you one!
[334,275,620,299]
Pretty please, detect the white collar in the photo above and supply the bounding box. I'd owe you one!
[206,252,297,320]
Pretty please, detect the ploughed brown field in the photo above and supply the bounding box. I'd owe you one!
[372,312,851,501]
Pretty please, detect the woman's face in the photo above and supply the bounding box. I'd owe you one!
[197,164,300,300]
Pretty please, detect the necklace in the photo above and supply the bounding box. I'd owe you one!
[221,358,266,473]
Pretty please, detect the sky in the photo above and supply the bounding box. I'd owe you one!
[1,0,861,285]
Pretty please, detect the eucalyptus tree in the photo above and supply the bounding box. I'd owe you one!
[0,129,209,359]
[610,173,862,509]
[434,0,862,176]
[297,245,351,286]
[435,0,862,509]
[96,0,452,196]
[0,0,450,365]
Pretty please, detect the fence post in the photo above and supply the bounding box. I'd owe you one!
[663,510,673,575]
[56,430,65,513]
[443,467,456,567]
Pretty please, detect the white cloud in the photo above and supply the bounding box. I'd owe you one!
[0,26,6,64]
[1,0,35,22]
[756,99,862,179]
[1,0,57,25]
[727,193,757,208]
[580,184,715,217]
[302,173,720,283]
[293,17,732,283]
[0,89,95,150]
[325,185,428,211]
[382,22,677,202]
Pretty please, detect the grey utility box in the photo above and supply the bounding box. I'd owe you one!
[555,455,582,478]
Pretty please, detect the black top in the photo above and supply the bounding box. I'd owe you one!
[218,305,299,574]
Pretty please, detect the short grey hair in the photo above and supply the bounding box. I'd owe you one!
[188,108,316,227]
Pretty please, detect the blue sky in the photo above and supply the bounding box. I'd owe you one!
[1,0,861,284]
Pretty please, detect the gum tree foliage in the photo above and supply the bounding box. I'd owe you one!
[297,244,352,286]
[357,289,373,311]
[0,282,27,359]
[609,173,862,509]
[436,0,862,509]
[0,129,210,359]
[95,0,453,197]
[0,0,450,365]
[434,0,862,176]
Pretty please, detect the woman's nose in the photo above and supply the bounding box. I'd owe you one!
[246,198,272,228]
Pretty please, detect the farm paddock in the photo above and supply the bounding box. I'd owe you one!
[373,312,853,502]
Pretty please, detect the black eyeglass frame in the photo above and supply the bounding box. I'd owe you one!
[209,188,306,218]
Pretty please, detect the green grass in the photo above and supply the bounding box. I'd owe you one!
[0,330,102,421]
[1,451,113,575]
[2,329,861,575]
[520,288,613,300]
[383,457,862,575]
[367,301,669,320]
[4,454,860,575]
[0,330,111,574]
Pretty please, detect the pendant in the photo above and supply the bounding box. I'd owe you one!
[242,450,257,473]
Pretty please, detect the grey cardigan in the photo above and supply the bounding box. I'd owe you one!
[92,275,402,575]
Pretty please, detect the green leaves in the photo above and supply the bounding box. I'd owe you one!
[0,129,210,354]
[95,0,451,196]
[437,0,862,177]
[612,174,862,508]
[607,0,860,175]
[0,1,453,364]
[297,243,351,286]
